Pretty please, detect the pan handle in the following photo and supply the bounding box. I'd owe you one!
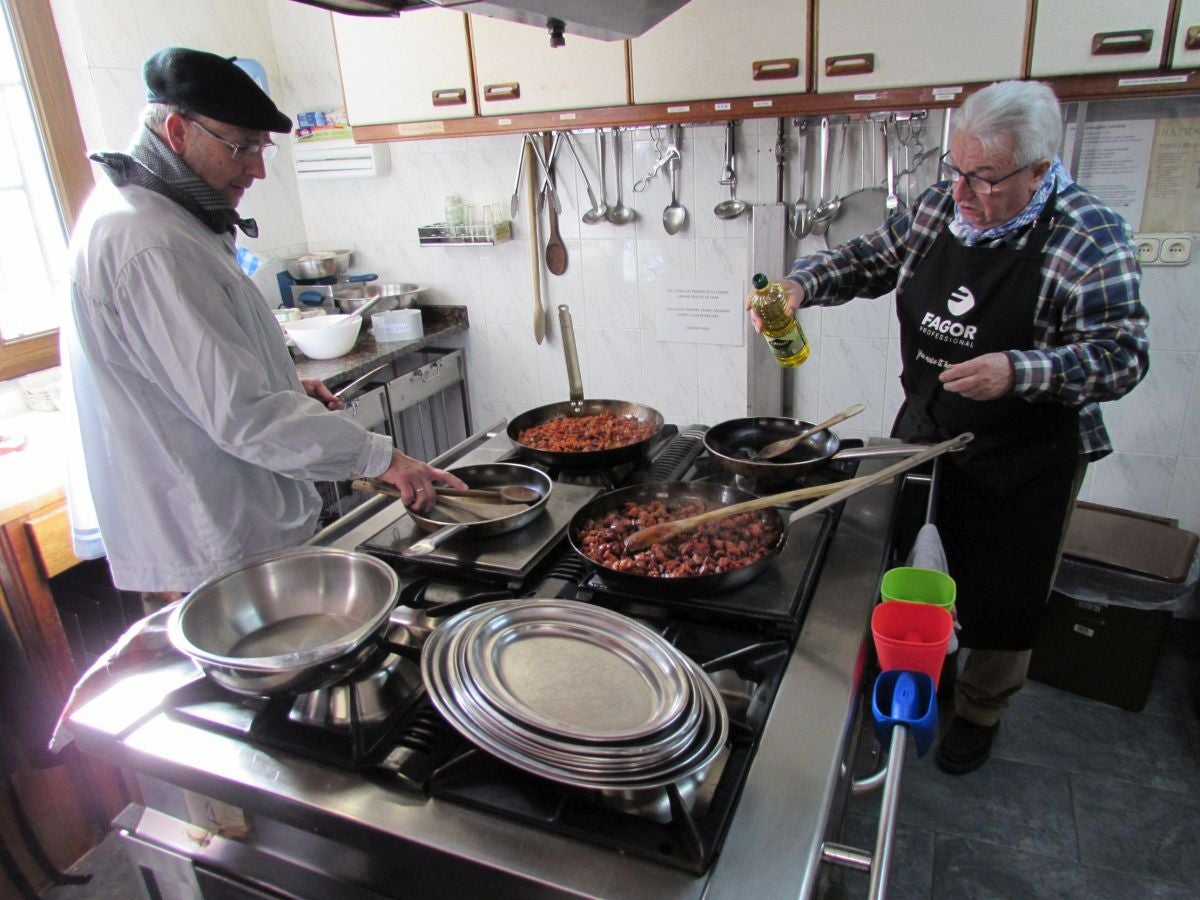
[558,304,585,403]
[404,523,469,557]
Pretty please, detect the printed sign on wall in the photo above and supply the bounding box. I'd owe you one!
[655,280,744,346]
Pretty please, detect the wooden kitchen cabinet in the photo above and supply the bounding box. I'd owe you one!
[815,0,1028,93]
[630,0,807,103]
[1172,0,1200,67]
[469,15,627,115]
[1030,0,1172,77]
[334,8,476,126]
[0,492,130,892]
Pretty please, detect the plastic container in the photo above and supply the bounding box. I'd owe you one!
[871,670,938,757]
[283,315,362,359]
[880,566,956,611]
[871,601,954,688]
[372,309,423,343]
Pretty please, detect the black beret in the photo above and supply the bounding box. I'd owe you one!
[143,47,292,134]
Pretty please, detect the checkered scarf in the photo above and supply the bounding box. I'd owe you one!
[949,158,1072,246]
[90,126,258,238]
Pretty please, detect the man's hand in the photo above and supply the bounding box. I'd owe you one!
[745,279,804,333]
[302,378,344,411]
[375,451,468,513]
[939,353,1015,401]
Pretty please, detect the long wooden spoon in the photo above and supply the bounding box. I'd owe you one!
[753,402,866,461]
[624,432,972,551]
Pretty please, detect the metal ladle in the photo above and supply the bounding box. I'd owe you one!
[809,117,842,236]
[565,131,606,224]
[605,128,637,225]
[713,120,747,220]
[663,125,687,235]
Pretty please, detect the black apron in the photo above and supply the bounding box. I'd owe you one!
[892,197,1079,650]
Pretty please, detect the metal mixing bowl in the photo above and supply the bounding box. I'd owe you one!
[333,282,423,316]
[167,547,398,696]
[282,250,353,280]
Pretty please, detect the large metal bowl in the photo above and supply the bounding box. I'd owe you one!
[282,250,353,280]
[333,282,423,316]
[167,547,398,696]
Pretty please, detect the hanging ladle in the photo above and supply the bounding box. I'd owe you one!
[752,403,866,460]
[563,131,606,224]
[663,124,687,235]
[809,117,842,236]
[606,128,637,225]
[713,120,748,220]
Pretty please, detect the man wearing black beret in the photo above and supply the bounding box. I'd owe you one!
[61,47,461,603]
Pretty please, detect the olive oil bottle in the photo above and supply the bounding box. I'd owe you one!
[750,273,810,367]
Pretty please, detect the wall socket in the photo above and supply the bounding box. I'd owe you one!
[1135,233,1193,266]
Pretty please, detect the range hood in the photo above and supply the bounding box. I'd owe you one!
[291,1,692,43]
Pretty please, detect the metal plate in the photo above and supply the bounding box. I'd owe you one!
[464,602,691,742]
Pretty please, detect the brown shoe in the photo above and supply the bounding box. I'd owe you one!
[935,716,997,775]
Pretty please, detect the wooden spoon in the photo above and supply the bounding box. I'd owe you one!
[624,433,973,551]
[525,138,546,344]
[436,485,541,504]
[543,133,568,276]
[753,403,866,461]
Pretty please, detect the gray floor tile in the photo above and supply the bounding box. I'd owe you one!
[1141,641,1200,720]
[932,834,1196,900]
[895,756,1078,861]
[1071,772,1200,888]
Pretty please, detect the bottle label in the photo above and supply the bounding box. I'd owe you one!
[766,323,807,360]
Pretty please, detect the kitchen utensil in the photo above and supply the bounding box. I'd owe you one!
[437,484,541,504]
[529,131,563,215]
[333,282,422,316]
[871,670,938,756]
[606,128,636,225]
[662,125,687,235]
[563,131,604,223]
[524,139,546,344]
[790,119,812,238]
[404,463,552,557]
[167,547,398,696]
[810,118,841,235]
[871,601,954,689]
[624,434,973,551]
[283,315,362,358]
[713,121,747,220]
[880,567,956,611]
[825,121,888,247]
[885,120,900,211]
[583,130,609,224]
[568,481,786,596]
[281,250,352,280]
[621,473,878,551]
[542,133,568,275]
[703,417,957,487]
[753,403,865,460]
[510,135,528,218]
[507,305,664,469]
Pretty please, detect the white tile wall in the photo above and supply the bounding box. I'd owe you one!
[48,0,1200,539]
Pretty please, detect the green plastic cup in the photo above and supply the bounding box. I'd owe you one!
[880,566,956,611]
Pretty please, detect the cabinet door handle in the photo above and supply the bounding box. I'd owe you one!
[483,82,521,102]
[1186,25,1200,50]
[752,58,800,81]
[824,53,875,77]
[431,88,467,107]
[1091,29,1153,56]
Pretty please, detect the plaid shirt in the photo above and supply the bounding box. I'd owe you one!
[787,180,1149,459]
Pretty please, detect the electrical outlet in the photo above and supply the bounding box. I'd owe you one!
[1161,236,1193,265]
[1136,233,1195,265]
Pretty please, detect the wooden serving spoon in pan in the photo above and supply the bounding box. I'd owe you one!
[753,403,866,461]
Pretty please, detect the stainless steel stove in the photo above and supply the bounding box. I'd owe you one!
[66,421,905,899]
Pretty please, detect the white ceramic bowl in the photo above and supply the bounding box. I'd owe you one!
[284,315,362,359]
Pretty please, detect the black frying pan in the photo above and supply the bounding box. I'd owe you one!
[567,482,787,597]
[508,305,664,469]
[704,417,931,487]
[403,463,552,557]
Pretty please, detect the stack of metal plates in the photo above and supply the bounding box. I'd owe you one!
[420,599,728,790]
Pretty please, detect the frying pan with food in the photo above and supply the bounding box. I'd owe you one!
[567,482,788,597]
[508,305,664,469]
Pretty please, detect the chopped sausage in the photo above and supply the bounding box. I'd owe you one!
[518,414,657,452]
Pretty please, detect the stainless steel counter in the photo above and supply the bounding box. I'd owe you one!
[67,431,896,899]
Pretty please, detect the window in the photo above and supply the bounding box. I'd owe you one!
[0,0,91,380]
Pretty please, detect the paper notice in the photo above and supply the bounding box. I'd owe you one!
[1141,117,1200,232]
[1064,119,1155,231]
[655,280,744,346]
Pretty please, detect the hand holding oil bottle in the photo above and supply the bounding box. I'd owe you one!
[747,273,810,368]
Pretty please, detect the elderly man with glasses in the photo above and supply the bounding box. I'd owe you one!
[62,48,463,603]
[750,80,1149,774]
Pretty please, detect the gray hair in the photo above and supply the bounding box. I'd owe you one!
[951,81,1063,166]
[141,102,186,133]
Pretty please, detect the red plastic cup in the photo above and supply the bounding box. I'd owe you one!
[871,601,954,688]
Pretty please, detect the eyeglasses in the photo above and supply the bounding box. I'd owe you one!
[939,151,1034,196]
[184,115,277,163]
